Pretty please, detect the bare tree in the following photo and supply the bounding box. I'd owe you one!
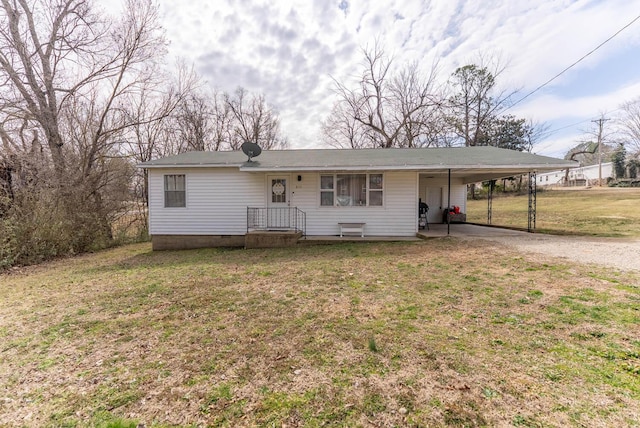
[322,100,368,148]
[0,0,178,263]
[0,0,92,172]
[0,0,166,175]
[389,61,442,147]
[226,87,286,150]
[210,89,234,151]
[328,44,441,148]
[174,93,210,152]
[148,82,285,156]
[523,119,549,153]
[620,97,640,156]
[172,87,238,152]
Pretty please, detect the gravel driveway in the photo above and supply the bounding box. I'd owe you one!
[441,224,640,272]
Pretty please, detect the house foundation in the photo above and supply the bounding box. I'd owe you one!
[244,230,303,249]
[151,235,245,250]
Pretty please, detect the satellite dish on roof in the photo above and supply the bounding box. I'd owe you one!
[241,141,262,162]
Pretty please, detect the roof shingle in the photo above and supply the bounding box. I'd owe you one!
[139,146,575,171]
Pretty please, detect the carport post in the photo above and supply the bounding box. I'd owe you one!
[447,168,451,235]
[528,172,537,232]
[487,180,495,225]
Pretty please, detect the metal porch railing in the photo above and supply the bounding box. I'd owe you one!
[247,207,306,235]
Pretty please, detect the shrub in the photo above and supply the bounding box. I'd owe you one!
[0,185,119,268]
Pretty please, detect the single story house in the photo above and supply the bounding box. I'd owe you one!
[140,146,576,250]
[537,162,613,187]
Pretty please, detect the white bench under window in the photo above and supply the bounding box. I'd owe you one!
[338,222,366,237]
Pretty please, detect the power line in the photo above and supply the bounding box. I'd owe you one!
[544,108,622,137]
[507,13,640,110]
[545,119,593,136]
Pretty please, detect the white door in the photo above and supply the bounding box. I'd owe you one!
[267,175,290,228]
[426,187,443,224]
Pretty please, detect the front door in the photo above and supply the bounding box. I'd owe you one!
[267,175,290,229]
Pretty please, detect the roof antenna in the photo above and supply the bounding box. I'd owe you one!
[241,141,262,162]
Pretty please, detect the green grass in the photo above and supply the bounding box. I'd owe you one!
[467,188,640,237]
[0,241,639,427]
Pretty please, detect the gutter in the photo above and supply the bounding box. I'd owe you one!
[138,161,578,172]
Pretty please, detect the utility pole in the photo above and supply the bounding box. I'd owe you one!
[592,117,609,186]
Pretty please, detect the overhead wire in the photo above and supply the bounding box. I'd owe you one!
[544,119,593,136]
[506,13,640,111]
[543,107,626,138]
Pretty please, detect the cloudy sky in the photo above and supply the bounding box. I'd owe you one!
[104,0,640,157]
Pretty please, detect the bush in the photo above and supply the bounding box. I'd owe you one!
[0,185,117,268]
[0,148,145,269]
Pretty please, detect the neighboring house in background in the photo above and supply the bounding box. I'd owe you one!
[537,162,613,187]
[139,147,576,250]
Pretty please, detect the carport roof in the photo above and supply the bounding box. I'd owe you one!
[140,146,577,183]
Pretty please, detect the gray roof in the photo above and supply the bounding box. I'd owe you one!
[140,147,577,183]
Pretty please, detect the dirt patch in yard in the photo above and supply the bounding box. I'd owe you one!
[460,232,640,271]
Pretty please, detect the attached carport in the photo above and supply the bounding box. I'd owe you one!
[417,152,578,234]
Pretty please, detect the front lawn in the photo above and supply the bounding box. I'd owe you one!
[1,241,638,427]
[466,188,640,237]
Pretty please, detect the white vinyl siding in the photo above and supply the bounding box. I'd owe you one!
[290,171,417,236]
[148,169,468,238]
[149,168,263,235]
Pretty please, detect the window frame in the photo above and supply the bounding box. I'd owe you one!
[164,174,186,208]
[319,173,384,207]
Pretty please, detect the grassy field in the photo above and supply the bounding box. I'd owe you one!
[1,240,639,427]
[466,188,640,237]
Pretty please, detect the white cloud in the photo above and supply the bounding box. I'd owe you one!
[98,0,640,155]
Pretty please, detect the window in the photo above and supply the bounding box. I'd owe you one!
[320,173,383,206]
[369,174,383,206]
[337,174,366,206]
[320,175,334,206]
[271,178,287,203]
[164,174,186,207]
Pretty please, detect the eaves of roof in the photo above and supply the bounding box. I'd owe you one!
[139,147,577,173]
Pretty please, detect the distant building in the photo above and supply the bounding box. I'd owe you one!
[537,162,613,187]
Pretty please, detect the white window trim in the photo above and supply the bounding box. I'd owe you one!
[319,173,384,207]
[164,174,187,208]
